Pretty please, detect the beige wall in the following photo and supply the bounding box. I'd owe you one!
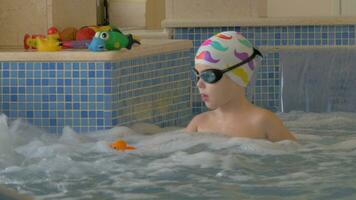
[109,0,166,29]
[146,0,165,29]
[109,0,146,28]
[164,0,356,22]
[0,0,97,48]
[165,0,266,20]
[0,0,49,48]
[2,0,356,48]
[267,0,340,17]
[341,0,356,16]
[52,0,97,30]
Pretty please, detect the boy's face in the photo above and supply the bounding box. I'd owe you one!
[194,64,240,110]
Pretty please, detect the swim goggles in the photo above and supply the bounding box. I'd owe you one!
[193,48,262,84]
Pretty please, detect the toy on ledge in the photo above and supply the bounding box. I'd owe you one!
[24,27,61,51]
[61,40,91,49]
[23,34,45,49]
[36,27,62,51]
[23,25,140,51]
[59,27,87,49]
[60,25,114,49]
[110,139,136,152]
[59,25,117,49]
[88,28,141,51]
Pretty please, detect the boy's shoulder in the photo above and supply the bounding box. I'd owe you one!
[186,111,213,132]
[249,106,282,127]
[251,106,296,141]
[250,105,275,119]
[191,111,213,122]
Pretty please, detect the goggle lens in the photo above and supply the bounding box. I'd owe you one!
[200,71,218,83]
[194,69,222,84]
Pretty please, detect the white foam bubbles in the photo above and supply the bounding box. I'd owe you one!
[0,114,12,154]
[1,111,356,199]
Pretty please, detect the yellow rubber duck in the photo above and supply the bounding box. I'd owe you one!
[37,27,62,52]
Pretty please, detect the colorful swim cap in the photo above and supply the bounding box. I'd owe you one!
[195,31,259,87]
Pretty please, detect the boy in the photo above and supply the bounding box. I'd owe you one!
[186,31,296,142]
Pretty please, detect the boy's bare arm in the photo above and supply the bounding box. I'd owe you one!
[264,112,297,142]
[185,116,199,132]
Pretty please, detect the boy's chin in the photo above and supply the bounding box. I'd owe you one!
[204,102,217,110]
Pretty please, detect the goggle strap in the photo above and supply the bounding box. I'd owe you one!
[193,48,262,84]
[221,48,263,73]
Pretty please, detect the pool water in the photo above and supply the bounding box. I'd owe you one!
[1,112,356,199]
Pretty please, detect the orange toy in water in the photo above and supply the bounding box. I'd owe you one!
[110,139,136,151]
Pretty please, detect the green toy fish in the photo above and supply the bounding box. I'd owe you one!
[88,28,141,51]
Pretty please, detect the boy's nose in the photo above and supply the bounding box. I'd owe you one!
[196,79,205,88]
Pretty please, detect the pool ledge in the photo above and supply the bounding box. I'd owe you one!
[162,16,356,27]
[0,39,192,61]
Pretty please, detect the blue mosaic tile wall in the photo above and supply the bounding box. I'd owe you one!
[0,50,193,134]
[113,51,192,127]
[172,25,356,113]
